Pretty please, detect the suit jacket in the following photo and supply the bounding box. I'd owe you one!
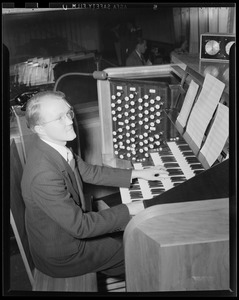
[21,135,132,277]
[126,50,145,66]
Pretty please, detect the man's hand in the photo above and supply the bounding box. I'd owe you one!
[131,165,169,181]
[146,59,152,66]
[125,201,144,216]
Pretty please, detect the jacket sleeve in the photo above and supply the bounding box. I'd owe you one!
[75,155,132,188]
[30,168,131,239]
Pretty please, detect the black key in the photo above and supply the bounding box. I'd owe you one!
[130,192,143,199]
[149,181,163,188]
[151,188,165,194]
[182,151,194,157]
[130,185,141,191]
[164,163,180,168]
[161,156,177,163]
[193,169,204,175]
[186,157,199,163]
[178,145,191,151]
[132,178,139,184]
[167,169,184,175]
[190,164,204,170]
[170,176,186,182]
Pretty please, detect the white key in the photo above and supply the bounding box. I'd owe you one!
[133,163,153,200]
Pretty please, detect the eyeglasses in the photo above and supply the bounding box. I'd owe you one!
[40,108,75,125]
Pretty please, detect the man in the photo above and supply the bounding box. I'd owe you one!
[126,37,152,67]
[21,91,168,278]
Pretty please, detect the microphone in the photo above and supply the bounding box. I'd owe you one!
[93,71,108,80]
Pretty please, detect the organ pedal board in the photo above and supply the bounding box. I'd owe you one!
[97,273,126,292]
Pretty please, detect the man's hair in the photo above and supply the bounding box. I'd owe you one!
[136,37,146,46]
[25,90,66,131]
[133,37,146,52]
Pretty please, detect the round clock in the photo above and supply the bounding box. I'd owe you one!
[205,40,220,56]
[225,41,235,55]
[200,34,235,61]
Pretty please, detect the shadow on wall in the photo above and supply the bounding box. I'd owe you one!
[10,37,68,65]
[54,73,98,106]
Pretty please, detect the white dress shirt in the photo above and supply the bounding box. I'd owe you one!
[40,138,69,162]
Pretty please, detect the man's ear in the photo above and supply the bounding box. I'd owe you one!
[34,124,45,135]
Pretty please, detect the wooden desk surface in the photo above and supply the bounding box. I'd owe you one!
[171,52,229,94]
[124,198,229,292]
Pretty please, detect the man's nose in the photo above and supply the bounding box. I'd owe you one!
[65,115,73,125]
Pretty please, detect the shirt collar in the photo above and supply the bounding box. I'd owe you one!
[135,50,142,58]
[40,138,68,161]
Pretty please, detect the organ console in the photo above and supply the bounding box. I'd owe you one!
[96,63,229,206]
[95,57,233,293]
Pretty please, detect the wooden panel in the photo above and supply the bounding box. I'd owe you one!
[3,10,101,65]
[172,8,182,45]
[11,106,34,163]
[77,116,102,165]
[10,139,35,286]
[218,7,229,33]
[74,103,102,165]
[189,7,199,53]
[33,270,98,292]
[124,198,229,292]
[209,8,219,33]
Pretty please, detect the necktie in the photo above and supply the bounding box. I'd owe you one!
[137,52,145,65]
[140,55,145,65]
[66,148,75,171]
[66,147,86,211]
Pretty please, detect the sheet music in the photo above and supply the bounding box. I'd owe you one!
[186,73,225,148]
[200,103,229,167]
[177,80,199,128]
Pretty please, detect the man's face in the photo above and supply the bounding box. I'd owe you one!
[139,41,147,54]
[36,97,76,145]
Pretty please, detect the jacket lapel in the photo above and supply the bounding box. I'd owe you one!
[61,169,82,206]
[36,137,82,207]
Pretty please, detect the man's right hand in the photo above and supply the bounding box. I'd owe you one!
[125,201,144,216]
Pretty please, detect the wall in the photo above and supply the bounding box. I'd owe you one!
[3,8,176,66]
[172,6,236,53]
[3,10,101,65]
[135,8,175,44]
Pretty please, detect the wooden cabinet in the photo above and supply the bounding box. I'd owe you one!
[124,198,229,292]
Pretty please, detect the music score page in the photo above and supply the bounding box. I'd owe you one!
[200,103,229,167]
[177,80,199,128]
[185,74,225,148]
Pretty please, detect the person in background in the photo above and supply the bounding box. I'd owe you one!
[126,37,152,67]
[111,20,142,66]
[21,90,168,279]
[174,40,188,54]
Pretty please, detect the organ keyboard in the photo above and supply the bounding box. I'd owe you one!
[120,138,205,204]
